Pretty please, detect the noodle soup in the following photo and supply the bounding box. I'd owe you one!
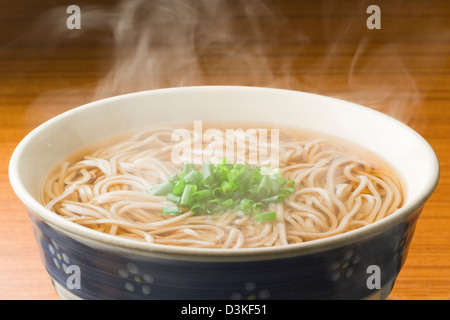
[11,86,438,300]
[41,122,404,249]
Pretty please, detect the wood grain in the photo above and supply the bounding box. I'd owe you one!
[0,0,449,300]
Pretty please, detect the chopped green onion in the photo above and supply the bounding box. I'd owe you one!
[162,206,180,215]
[146,180,174,196]
[206,198,221,211]
[262,195,283,203]
[252,202,264,214]
[286,180,295,187]
[182,163,197,174]
[257,175,272,199]
[191,202,207,214]
[238,198,254,214]
[145,160,295,223]
[212,187,224,198]
[180,184,197,207]
[253,211,277,222]
[194,189,212,200]
[220,181,233,197]
[183,170,204,186]
[232,170,252,190]
[166,193,181,204]
[280,186,295,196]
[243,185,259,199]
[221,198,234,208]
[172,180,186,196]
[202,162,216,185]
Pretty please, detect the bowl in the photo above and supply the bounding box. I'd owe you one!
[9,86,439,300]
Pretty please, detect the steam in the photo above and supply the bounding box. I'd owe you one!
[92,0,300,99]
[4,0,449,128]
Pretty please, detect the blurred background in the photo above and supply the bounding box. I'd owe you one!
[0,0,449,299]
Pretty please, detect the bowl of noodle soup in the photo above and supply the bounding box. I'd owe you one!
[9,86,439,300]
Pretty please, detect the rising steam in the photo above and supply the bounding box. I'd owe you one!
[4,0,449,127]
[92,0,300,99]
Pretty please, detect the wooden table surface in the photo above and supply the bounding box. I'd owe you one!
[0,0,449,300]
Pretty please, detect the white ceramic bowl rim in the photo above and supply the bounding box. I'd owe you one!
[8,86,440,258]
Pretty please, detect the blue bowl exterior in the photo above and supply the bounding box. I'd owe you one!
[27,207,422,300]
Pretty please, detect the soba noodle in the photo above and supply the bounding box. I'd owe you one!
[41,124,404,249]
